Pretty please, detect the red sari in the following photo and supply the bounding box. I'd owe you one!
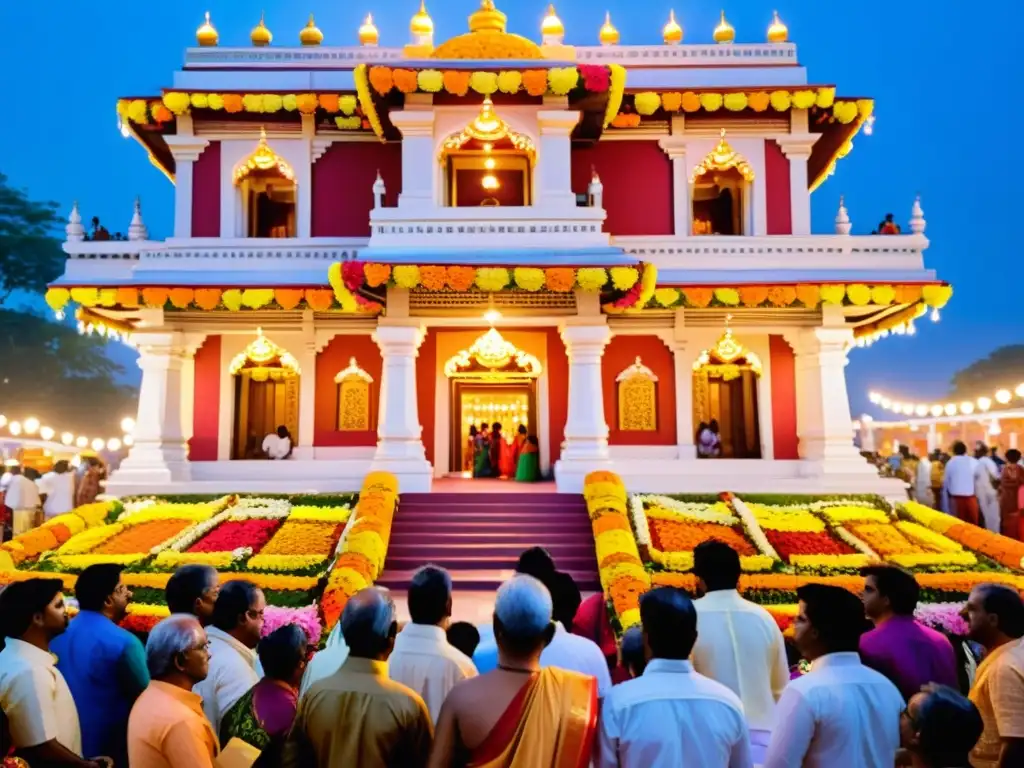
[1000,463,1024,539]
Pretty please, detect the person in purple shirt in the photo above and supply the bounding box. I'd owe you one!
[859,565,959,700]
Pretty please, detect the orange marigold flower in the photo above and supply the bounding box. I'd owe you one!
[273,289,303,310]
[168,288,194,309]
[392,69,418,94]
[193,288,221,310]
[546,268,575,293]
[738,286,769,306]
[141,288,169,308]
[420,266,447,291]
[446,266,476,291]
[767,286,797,307]
[115,287,139,308]
[364,263,392,288]
[795,284,820,307]
[222,94,244,113]
[318,94,340,113]
[522,70,548,97]
[296,93,319,114]
[681,92,701,112]
[660,92,682,112]
[599,551,643,569]
[368,66,394,96]
[593,514,630,536]
[443,71,471,96]
[304,288,334,311]
[683,288,713,308]
[748,92,771,112]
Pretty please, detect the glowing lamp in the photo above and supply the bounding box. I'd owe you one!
[75,436,88,448]
[880,397,892,409]
[9,421,22,436]
[930,405,943,417]
[960,401,975,415]
[914,405,928,417]
[39,426,55,441]
[121,417,136,433]
[944,404,957,417]
[996,389,1012,405]
[977,397,992,412]
[0,414,6,428]
[61,432,74,445]
[123,435,134,447]
[23,417,40,435]
[869,392,882,405]
[1016,383,1024,398]
[107,438,122,452]
[91,438,105,451]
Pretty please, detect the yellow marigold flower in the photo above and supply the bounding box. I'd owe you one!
[547,67,579,96]
[699,93,724,111]
[791,90,817,109]
[207,94,224,110]
[576,268,608,293]
[392,265,421,290]
[714,288,740,306]
[723,93,748,111]
[654,288,679,307]
[513,267,545,292]
[769,91,791,111]
[474,268,510,292]
[469,71,499,95]
[633,92,661,116]
[610,267,639,291]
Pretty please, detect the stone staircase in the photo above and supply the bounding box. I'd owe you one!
[377,492,600,592]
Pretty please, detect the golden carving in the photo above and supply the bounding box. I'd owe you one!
[693,317,762,378]
[439,98,536,165]
[233,129,295,185]
[229,328,300,377]
[616,357,658,431]
[690,129,755,183]
[444,328,542,381]
[692,369,710,428]
[335,357,374,431]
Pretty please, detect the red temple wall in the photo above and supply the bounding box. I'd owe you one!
[602,336,677,446]
[570,141,673,236]
[768,335,799,459]
[311,142,402,237]
[189,335,221,461]
[191,142,221,237]
[416,331,437,468]
[313,336,381,447]
[764,140,793,235]
[545,329,569,464]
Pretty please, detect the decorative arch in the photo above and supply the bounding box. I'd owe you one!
[234,128,297,238]
[444,328,542,381]
[690,129,754,236]
[334,357,374,431]
[616,357,658,432]
[690,129,755,184]
[229,329,300,459]
[233,128,295,185]
[692,326,763,380]
[229,328,300,380]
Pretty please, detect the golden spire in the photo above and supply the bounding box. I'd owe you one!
[234,128,295,185]
[196,11,218,47]
[767,10,788,43]
[469,0,507,33]
[541,4,564,39]
[690,129,755,183]
[251,11,272,46]
[410,0,434,36]
[599,11,619,45]
[299,14,323,46]
[663,9,683,45]
[359,13,380,45]
[713,10,735,43]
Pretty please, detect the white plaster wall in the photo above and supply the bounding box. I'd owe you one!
[678,136,768,237]
[219,137,312,238]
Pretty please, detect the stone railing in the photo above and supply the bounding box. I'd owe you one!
[183,46,406,68]
[575,43,798,67]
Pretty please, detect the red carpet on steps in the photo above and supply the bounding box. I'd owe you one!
[377,493,601,592]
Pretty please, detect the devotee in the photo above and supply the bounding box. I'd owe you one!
[489,422,503,478]
[75,457,102,507]
[299,618,349,699]
[446,621,480,660]
[127,614,216,768]
[540,571,612,698]
[194,580,265,734]
[698,420,722,457]
[929,450,947,512]
[53,564,148,767]
[428,576,598,768]
[4,465,40,535]
[859,564,959,699]
[915,450,933,506]
[573,582,621,680]
[899,684,984,768]
[221,623,307,767]
[963,584,1024,767]
[691,541,788,759]
[164,564,220,626]
[619,625,646,679]
[514,435,540,482]
[389,565,478,722]
[878,212,902,234]
[763,584,903,768]
[464,425,477,473]
[598,587,752,768]
[0,578,93,766]
[262,425,293,460]
[944,441,980,525]
[975,444,1002,531]
[999,448,1024,539]
[38,460,76,520]
[284,587,433,768]
[473,423,491,478]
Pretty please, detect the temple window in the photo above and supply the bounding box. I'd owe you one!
[440,98,535,207]
[616,357,658,431]
[234,129,297,238]
[690,130,754,236]
[228,328,300,459]
[334,357,374,431]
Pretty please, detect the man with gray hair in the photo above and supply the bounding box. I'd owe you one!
[127,614,217,767]
[284,587,433,768]
[427,576,599,767]
[390,564,477,722]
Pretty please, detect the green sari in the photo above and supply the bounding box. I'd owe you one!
[473,435,492,478]
[220,679,298,766]
[515,442,540,482]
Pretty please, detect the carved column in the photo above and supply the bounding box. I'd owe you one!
[555,322,612,491]
[293,311,320,460]
[389,110,436,213]
[658,137,690,236]
[165,136,211,238]
[537,110,581,210]
[776,134,819,236]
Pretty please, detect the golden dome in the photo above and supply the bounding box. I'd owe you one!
[541,4,564,38]
[410,0,434,36]
[299,14,323,46]
[767,10,788,43]
[432,1,542,59]
[196,11,218,47]
[713,10,735,43]
[663,9,683,44]
[251,12,272,46]
[599,11,619,45]
[359,13,380,45]
[469,0,507,33]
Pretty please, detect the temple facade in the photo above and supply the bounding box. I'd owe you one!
[50,2,947,495]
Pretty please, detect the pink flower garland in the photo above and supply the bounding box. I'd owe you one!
[262,604,323,647]
[578,65,610,93]
[914,602,969,636]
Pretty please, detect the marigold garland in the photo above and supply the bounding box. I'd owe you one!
[684,288,713,308]
[497,71,522,94]
[470,71,499,95]
[446,266,476,292]
[353,64,384,139]
[417,70,443,92]
[522,70,548,97]
[546,268,575,293]
[392,69,418,94]
[443,71,471,96]
[513,267,545,292]
[576,268,608,293]
[603,65,627,128]
[368,66,394,96]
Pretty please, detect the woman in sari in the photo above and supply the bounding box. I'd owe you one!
[515,436,540,482]
[999,448,1024,539]
[220,624,307,767]
[473,424,492,478]
[489,423,504,478]
[464,426,478,473]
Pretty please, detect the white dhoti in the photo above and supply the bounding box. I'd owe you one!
[12,508,40,535]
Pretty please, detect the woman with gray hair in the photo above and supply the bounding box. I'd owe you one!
[127,614,218,767]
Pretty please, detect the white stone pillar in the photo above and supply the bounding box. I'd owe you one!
[536,110,580,210]
[555,322,611,491]
[672,344,697,459]
[389,110,436,213]
[110,332,191,489]
[659,137,690,236]
[370,323,432,491]
[290,312,318,460]
[165,136,211,238]
[776,135,818,236]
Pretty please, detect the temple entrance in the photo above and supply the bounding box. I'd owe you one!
[692,320,763,459]
[690,130,754,236]
[230,329,300,459]
[234,129,297,238]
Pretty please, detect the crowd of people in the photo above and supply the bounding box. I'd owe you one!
[0,458,104,541]
[465,422,540,482]
[3,542,1024,767]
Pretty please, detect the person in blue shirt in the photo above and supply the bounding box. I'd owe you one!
[52,564,149,767]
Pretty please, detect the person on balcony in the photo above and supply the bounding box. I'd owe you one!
[262,426,293,461]
[878,213,901,235]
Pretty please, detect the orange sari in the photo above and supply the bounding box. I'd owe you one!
[468,668,597,768]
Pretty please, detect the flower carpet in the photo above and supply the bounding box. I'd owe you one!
[588,473,1024,638]
[0,473,399,644]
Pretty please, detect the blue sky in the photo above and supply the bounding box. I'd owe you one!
[0,0,1017,416]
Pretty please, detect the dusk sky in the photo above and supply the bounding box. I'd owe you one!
[0,0,1017,418]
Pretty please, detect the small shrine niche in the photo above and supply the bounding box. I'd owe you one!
[616,357,658,432]
[690,130,754,236]
[335,357,374,431]
[229,328,300,459]
[233,128,297,238]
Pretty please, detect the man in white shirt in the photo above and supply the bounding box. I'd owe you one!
[388,565,477,721]
[262,425,293,460]
[599,587,752,767]
[764,584,903,768]
[193,579,265,733]
[975,445,1001,531]
[540,571,613,698]
[38,460,77,520]
[691,541,789,760]
[0,577,101,766]
[5,466,42,535]
[944,440,980,526]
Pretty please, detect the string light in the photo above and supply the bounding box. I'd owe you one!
[121,417,136,434]
[23,417,40,435]
[0,416,127,453]
[870,380,1024,419]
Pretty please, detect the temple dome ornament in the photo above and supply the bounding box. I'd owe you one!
[440,98,537,163]
[196,12,219,47]
[432,0,543,59]
[690,129,755,183]
[693,317,763,379]
[767,10,788,43]
[233,128,295,185]
[599,12,619,45]
[663,10,683,45]
[299,14,323,46]
[251,12,272,47]
[714,11,735,44]
[359,14,380,46]
[444,328,542,381]
[410,0,434,36]
[333,357,374,384]
[541,5,565,39]
[229,328,300,380]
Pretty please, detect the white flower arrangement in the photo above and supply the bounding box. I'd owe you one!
[635,495,738,526]
[120,499,157,517]
[155,510,232,554]
[808,498,893,514]
[234,498,292,514]
[730,497,781,562]
[834,525,881,560]
[629,494,652,548]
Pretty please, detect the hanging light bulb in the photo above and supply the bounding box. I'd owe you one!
[39,426,55,441]
[75,436,88,448]
[996,389,1012,405]
[23,417,40,435]
[481,173,500,190]
[61,432,74,445]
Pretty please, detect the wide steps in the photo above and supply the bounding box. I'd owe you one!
[377,568,602,592]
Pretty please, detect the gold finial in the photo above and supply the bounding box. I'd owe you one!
[359,13,380,46]
[690,129,755,183]
[251,11,272,46]
[541,4,564,39]
[599,11,619,45]
[469,0,507,34]
[300,14,323,46]
[196,11,218,47]
[410,0,434,36]
[713,10,735,44]
[767,10,788,43]
[663,9,683,45]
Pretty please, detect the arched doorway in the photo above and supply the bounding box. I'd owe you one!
[234,128,297,238]
[229,329,300,459]
[690,129,754,236]
[692,323,762,458]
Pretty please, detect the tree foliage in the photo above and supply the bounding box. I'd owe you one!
[949,345,1024,399]
[0,172,65,305]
